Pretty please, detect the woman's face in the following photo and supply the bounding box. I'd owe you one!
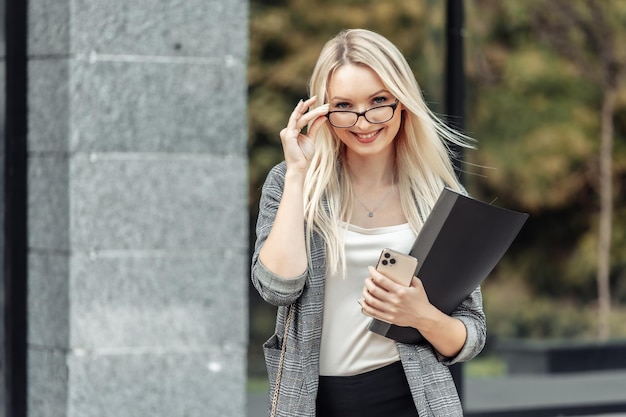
[326,64,403,159]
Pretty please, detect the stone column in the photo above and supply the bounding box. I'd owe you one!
[26,1,248,416]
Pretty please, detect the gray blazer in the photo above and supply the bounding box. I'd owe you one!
[251,162,487,417]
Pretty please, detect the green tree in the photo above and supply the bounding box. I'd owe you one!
[464,0,626,339]
[529,0,625,340]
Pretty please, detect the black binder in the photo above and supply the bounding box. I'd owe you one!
[368,187,529,344]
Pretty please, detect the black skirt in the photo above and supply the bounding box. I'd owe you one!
[316,362,419,417]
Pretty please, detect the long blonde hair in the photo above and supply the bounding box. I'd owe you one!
[304,29,473,276]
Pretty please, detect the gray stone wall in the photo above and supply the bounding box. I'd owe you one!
[27,1,248,416]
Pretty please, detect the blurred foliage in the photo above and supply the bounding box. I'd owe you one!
[247,0,626,375]
[462,0,626,340]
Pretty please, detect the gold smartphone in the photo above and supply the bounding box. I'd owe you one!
[375,248,418,286]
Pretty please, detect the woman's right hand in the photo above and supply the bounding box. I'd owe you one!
[259,97,328,278]
[279,96,329,173]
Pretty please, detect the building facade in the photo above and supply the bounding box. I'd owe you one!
[2,1,249,416]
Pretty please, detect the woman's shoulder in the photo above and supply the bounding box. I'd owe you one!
[261,161,288,194]
[268,161,287,177]
[265,161,287,182]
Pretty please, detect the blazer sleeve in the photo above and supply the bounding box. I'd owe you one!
[439,286,487,364]
[251,162,307,306]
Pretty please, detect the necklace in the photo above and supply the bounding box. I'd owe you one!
[353,181,395,218]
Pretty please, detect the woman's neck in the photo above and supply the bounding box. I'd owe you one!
[345,153,395,187]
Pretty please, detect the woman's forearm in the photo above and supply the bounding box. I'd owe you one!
[415,305,467,358]
[258,169,309,278]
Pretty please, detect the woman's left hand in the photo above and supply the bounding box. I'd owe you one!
[361,266,435,329]
[361,265,468,358]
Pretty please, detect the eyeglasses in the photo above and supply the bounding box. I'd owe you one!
[326,100,400,128]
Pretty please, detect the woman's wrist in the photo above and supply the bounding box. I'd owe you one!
[416,307,467,357]
[284,166,307,186]
[412,303,442,332]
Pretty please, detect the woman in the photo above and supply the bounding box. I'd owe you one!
[251,29,486,417]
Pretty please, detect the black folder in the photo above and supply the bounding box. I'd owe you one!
[368,187,529,344]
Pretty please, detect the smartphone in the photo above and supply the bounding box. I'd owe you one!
[375,248,418,286]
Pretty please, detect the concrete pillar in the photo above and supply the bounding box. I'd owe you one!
[25,1,248,416]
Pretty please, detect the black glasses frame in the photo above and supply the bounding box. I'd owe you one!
[326,100,400,128]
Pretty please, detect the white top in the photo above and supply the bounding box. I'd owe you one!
[319,222,416,376]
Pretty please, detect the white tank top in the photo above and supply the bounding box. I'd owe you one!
[319,222,416,376]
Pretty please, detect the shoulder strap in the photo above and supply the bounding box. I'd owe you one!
[270,304,294,417]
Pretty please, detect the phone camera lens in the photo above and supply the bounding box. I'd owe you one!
[390,258,396,265]
[381,260,388,266]
[384,252,391,259]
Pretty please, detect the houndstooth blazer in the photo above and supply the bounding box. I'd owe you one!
[251,162,487,417]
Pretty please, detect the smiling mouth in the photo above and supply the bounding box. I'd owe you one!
[353,129,382,142]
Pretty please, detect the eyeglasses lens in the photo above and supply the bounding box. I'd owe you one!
[328,106,394,128]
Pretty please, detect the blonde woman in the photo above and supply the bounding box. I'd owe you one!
[252,29,486,417]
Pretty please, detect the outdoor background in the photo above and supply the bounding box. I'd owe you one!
[247,0,626,380]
